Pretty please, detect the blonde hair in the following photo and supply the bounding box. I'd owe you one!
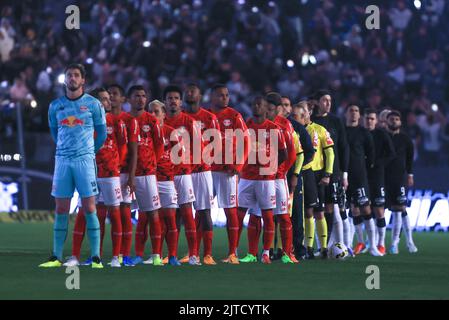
[149,99,166,113]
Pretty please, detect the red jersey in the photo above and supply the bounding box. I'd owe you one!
[274,116,297,179]
[165,112,201,176]
[184,108,220,173]
[241,118,286,181]
[96,113,127,178]
[156,124,181,182]
[210,106,249,172]
[133,111,164,176]
[119,111,140,173]
[274,115,294,134]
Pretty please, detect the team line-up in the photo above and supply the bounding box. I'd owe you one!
[39,63,417,268]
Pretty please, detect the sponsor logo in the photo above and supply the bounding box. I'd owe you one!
[60,116,84,127]
[107,126,113,134]
[325,131,333,145]
[223,119,231,127]
[80,106,88,112]
[142,125,150,133]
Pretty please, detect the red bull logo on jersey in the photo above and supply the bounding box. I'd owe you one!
[60,116,84,127]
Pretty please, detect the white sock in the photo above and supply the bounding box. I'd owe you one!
[377,225,386,247]
[342,217,351,248]
[348,216,355,246]
[354,221,364,244]
[402,213,415,245]
[332,205,344,243]
[364,217,376,250]
[392,211,402,246]
[263,250,270,256]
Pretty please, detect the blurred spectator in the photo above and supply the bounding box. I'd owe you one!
[0,18,14,62]
[0,0,448,166]
[417,111,446,166]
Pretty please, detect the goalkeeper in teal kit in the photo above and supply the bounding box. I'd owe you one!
[39,64,107,268]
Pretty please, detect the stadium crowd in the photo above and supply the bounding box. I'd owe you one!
[0,0,449,165]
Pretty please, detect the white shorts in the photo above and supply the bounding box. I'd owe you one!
[274,178,289,215]
[238,178,276,210]
[158,181,178,209]
[249,179,290,216]
[192,171,214,210]
[174,174,195,205]
[212,171,238,208]
[97,177,122,206]
[134,175,161,212]
[120,173,134,204]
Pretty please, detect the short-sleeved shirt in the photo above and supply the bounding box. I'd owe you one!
[274,116,297,179]
[165,112,202,176]
[133,111,164,177]
[119,112,140,173]
[96,113,127,178]
[157,124,180,182]
[48,93,106,159]
[210,106,248,172]
[241,118,286,181]
[302,122,334,172]
[184,108,220,173]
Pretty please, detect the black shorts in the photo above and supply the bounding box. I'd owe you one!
[302,169,319,209]
[368,167,385,207]
[369,178,386,207]
[324,174,340,204]
[313,170,326,212]
[385,176,407,208]
[347,184,370,208]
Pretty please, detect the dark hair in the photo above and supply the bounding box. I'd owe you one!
[107,84,125,97]
[65,63,86,78]
[265,92,282,107]
[252,96,266,104]
[89,87,108,99]
[387,110,402,119]
[127,85,147,97]
[281,95,290,101]
[185,83,201,93]
[210,83,227,93]
[364,108,378,116]
[313,89,331,101]
[346,104,360,112]
[163,84,183,100]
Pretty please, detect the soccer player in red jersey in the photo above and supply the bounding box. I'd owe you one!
[238,96,288,264]
[108,84,138,266]
[209,84,249,264]
[148,100,182,266]
[183,84,221,265]
[65,87,127,268]
[164,84,201,266]
[126,86,164,266]
[267,92,300,263]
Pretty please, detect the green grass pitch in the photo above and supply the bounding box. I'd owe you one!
[0,223,448,300]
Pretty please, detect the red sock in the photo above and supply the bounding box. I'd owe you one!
[109,206,122,257]
[247,214,261,256]
[180,204,197,256]
[72,208,86,259]
[149,213,162,256]
[120,205,133,256]
[278,214,293,256]
[134,212,148,257]
[195,212,203,257]
[225,207,240,255]
[203,231,213,256]
[163,208,178,257]
[262,210,275,251]
[97,204,107,257]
